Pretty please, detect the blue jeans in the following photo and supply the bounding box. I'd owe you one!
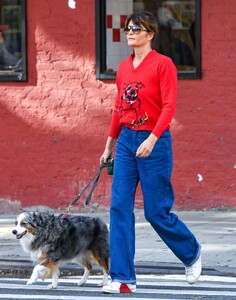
[109,126,201,284]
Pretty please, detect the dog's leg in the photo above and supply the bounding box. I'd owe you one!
[47,265,60,289]
[27,264,48,285]
[39,261,60,289]
[99,267,108,287]
[91,252,110,287]
[98,259,109,287]
[97,257,109,286]
[78,267,91,286]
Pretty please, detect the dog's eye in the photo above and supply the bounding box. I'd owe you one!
[21,222,28,227]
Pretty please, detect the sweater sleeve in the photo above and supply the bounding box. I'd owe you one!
[108,94,122,138]
[108,67,123,139]
[152,57,177,138]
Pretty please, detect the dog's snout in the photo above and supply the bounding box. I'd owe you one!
[12,229,17,235]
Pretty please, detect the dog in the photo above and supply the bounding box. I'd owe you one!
[12,212,110,289]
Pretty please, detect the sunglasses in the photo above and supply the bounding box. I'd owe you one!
[124,25,150,35]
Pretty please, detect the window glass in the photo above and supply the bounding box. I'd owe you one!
[0,0,26,81]
[142,1,197,72]
[96,0,201,79]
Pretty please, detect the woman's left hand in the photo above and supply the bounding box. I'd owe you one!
[136,133,158,158]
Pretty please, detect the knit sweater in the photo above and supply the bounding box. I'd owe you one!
[109,50,177,139]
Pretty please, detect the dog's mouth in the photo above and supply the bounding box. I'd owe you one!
[16,230,27,239]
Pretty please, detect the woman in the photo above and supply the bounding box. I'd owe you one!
[100,11,201,294]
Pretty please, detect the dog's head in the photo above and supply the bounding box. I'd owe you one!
[12,212,35,239]
[122,81,144,105]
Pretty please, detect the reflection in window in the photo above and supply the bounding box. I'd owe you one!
[0,0,26,81]
[153,1,196,72]
[96,0,201,79]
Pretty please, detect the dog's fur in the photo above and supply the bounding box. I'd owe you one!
[12,212,109,289]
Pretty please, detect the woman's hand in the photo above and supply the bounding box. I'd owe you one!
[100,149,112,164]
[136,133,158,158]
[100,136,117,164]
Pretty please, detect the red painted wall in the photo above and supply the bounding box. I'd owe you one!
[0,0,235,212]
[172,0,236,209]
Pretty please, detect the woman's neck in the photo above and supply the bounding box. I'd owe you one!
[133,46,152,68]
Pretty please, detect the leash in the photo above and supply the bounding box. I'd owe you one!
[60,159,113,219]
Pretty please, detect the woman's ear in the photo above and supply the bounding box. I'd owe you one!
[147,32,155,41]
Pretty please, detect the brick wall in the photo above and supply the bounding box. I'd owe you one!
[0,0,235,212]
[171,0,236,209]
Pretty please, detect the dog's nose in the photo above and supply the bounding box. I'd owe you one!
[12,229,17,235]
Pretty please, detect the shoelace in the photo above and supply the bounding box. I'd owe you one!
[185,266,194,275]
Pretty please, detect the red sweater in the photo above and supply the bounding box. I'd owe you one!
[109,50,177,139]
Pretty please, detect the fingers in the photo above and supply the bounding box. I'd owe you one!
[136,146,150,157]
[136,151,150,157]
[136,140,153,157]
[100,152,111,164]
[100,156,107,164]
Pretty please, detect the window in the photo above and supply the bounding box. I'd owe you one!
[0,0,26,81]
[96,0,201,79]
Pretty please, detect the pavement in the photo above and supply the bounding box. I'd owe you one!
[0,208,236,278]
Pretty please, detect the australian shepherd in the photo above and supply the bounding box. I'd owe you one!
[12,212,110,289]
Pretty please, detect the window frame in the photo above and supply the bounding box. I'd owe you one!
[0,0,27,82]
[95,0,201,80]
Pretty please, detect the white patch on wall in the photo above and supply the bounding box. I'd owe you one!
[197,174,203,182]
[68,0,76,9]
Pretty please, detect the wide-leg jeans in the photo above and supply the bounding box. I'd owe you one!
[109,126,201,284]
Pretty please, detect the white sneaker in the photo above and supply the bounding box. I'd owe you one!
[185,254,202,284]
[102,281,136,293]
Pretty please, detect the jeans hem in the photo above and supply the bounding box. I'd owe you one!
[112,279,136,285]
[185,244,202,267]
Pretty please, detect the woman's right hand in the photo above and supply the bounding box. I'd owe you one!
[100,149,112,165]
[100,136,117,165]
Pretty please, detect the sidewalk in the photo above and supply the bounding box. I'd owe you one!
[0,208,236,277]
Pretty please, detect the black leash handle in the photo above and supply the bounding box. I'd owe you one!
[61,161,112,218]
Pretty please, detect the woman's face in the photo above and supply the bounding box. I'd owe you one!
[125,21,153,49]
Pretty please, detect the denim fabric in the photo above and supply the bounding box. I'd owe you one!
[109,126,201,284]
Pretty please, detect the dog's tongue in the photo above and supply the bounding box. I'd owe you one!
[16,231,27,239]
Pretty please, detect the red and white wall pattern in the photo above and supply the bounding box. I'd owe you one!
[106,0,132,72]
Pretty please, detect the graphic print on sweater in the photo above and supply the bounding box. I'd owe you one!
[121,81,148,127]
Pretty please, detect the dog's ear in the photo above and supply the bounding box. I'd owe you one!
[26,212,37,228]
[30,212,48,228]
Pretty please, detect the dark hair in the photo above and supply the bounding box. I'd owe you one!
[125,11,159,49]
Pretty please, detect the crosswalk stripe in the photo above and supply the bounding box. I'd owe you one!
[2,274,236,283]
[0,275,236,299]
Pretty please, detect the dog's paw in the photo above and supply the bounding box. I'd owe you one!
[47,284,58,289]
[97,280,108,287]
[97,282,103,287]
[27,279,36,285]
[98,276,108,287]
[77,280,86,287]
